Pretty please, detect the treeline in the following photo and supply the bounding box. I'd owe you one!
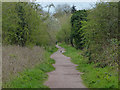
[55,4,72,44]
[2,2,57,47]
[57,2,119,67]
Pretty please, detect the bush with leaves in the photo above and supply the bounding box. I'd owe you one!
[56,14,71,44]
[2,2,56,47]
[70,10,87,49]
[82,2,118,66]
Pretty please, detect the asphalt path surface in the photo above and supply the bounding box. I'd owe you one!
[44,45,87,88]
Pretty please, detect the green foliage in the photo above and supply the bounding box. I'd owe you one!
[3,60,54,88]
[55,4,72,44]
[3,46,57,88]
[44,46,58,54]
[45,16,60,46]
[71,10,87,49]
[60,43,118,88]
[57,2,118,67]
[2,2,56,47]
[56,15,71,44]
[82,2,118,66]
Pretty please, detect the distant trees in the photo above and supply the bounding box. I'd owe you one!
[56,15,71,44]
[55,4,71,44]
[54,4,71,18]
[2,2,57,47]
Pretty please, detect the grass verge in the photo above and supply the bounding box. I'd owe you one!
[59,43,118,89]
[3,46,58,88]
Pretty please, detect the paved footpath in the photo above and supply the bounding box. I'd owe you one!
[44,45,87,88]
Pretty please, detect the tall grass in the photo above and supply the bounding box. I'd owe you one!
[2,46,45,82]
[2,45,57,88]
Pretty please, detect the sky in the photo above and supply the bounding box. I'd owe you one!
[35,0,99,14]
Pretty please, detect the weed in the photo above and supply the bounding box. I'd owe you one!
[3,46,57,88]
[60,43,118,88]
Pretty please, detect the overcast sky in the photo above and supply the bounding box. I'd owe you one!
[35,0,99,14]
[35,0,99,2]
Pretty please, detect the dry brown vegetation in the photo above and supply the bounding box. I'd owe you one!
[2,45,45,82]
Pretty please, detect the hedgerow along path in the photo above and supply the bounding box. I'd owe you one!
[44,45,87,88]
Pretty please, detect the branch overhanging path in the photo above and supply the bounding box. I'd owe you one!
[44,45,87,88]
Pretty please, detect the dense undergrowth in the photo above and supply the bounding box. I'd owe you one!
[3,46,57,88]
[60,43,118,88]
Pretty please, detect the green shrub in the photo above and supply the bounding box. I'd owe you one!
[60,43,118,88]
